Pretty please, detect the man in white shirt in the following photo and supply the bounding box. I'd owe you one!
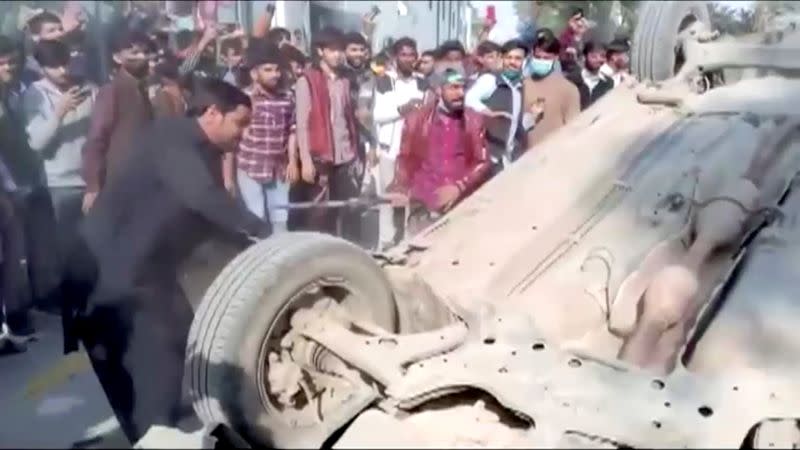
[465,39,542,176]
[371,37,427,250]
[600,38,632,86]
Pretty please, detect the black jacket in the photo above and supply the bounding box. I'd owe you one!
[566,69,615,111]
[79,118,268,289]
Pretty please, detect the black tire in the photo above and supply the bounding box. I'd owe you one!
[185,232,398,448]
[631,1,712,82]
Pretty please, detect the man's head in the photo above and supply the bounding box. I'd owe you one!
[111,30,153,79]
[529,28,561,78]
[189,78,252,152]
[247,40,284,91]
[281,44,308,80]
[220,38,244,69]
[0,35,20,87]
[606,38,630,71]
[475,40,502,73]
[343,32,368,70]
[392,37,417,77]
[567,8,587,35]
[501,39,528,75]
[28,11,64,43]
[433,65,466,112]
[267,27,291,48]
[582,41,606,73]
[154,53,182,86]
[417,50,435,76]
[436,40,466,64]
[312,27,345,71]
[34,40,72,88]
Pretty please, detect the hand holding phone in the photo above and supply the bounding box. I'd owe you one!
[368,5,381,21]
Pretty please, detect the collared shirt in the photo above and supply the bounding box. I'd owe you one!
[411,105,469,211]
[237,85,295,183]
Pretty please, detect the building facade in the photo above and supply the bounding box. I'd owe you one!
[264,0,469,54]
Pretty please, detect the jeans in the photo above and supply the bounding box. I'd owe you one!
[236,169,289,233]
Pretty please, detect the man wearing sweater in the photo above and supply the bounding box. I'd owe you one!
[372,37,427,249]
[522,28,581,149]
[22,39,96,283]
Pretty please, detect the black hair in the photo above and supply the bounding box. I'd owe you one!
[267,27,291,46]
[421,49,435,59]
[0,35,17,58]
[583,41,606,58]
[606,38,630,58]
[534,28,561,55]
[111,29,152,54]
[28,11,62,35]
[220,38,244,56]
[569,7,584,19]
[392,37,417,56]
[155,53,181,82]
[344,31,368,48]
[312,27,345,53]
[436,40,466,60]
[187,77,251,117]
[33,40,71,68]
[175,30,196,52]
[280,44,307,66]
[476,40,501,57]
[373,50,390,66]
[245,39,283,68]
[501,39,529,56]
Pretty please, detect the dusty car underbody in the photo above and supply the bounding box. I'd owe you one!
[182,2,800,448]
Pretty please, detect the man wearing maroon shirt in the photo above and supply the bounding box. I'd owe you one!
[388,66,490,236]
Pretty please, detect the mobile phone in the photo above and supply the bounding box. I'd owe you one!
[265,2,276,14]
[486,5,496,22]
[368,5,381,20]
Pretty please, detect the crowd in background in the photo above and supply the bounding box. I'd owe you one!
[0,0,633,407]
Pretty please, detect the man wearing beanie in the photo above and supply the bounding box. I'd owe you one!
[236,39,296,233]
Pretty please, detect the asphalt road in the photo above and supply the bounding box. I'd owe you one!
[0,312,128,449]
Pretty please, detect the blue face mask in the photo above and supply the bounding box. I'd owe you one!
[525,57,555,78]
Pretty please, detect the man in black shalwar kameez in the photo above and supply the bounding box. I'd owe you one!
[61,78,269,443]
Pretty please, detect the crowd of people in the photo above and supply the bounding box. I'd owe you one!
[0,2,633,444]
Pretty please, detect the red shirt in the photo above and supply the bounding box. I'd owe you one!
[411,109,470,211]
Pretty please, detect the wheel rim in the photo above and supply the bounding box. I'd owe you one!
[254,278,374,428]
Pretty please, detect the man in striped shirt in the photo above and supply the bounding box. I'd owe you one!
[236,40,296,233]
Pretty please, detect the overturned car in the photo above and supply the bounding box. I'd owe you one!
[184,2,800,448]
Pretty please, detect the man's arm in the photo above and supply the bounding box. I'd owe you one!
[82,84,116,193]
[157,142,268,238]
[464,73,496,113]
[179,27,217,77]
[22,86,61,152]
